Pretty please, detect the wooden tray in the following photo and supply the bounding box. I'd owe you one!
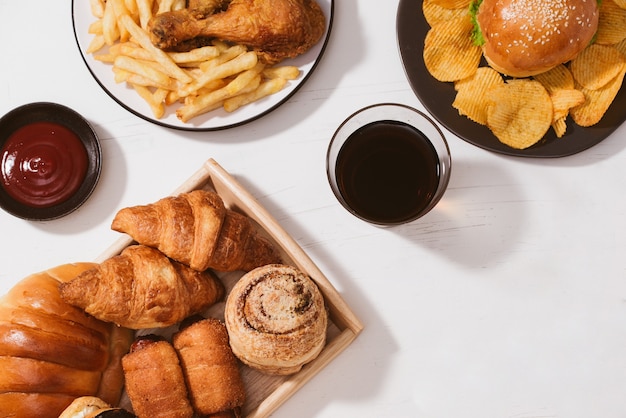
[96,158,364,418]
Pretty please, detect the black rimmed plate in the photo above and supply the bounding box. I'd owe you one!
[0,102,102,221]
[396,0,626,158]
[72,0,334,131]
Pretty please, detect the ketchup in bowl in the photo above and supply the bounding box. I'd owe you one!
[0,103,101,220]
[1,121,89,208]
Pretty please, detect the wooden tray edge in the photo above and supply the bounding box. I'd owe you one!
[95,158,364,417]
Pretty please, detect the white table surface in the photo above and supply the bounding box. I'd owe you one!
[2,1,626,417]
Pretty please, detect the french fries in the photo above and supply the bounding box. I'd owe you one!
[85,0,301,123]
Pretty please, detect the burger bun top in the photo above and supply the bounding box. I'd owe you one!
[476,0,599,77]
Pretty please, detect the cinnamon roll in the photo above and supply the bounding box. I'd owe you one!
[224,264,327,375]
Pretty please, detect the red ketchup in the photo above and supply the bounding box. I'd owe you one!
[0,122,89,208]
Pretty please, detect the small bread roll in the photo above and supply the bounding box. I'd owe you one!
[58,395,138,417]
[173,318,245,416]
[58,395,110,418]
[224,264,327,375]
[122,336,193,418]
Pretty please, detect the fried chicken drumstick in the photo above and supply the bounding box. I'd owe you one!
[148,0,326,64]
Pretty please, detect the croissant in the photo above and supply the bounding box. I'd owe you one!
[0,263,134,418]
[110,189,281,272]
[122,336,194,418]
[59,245,225,329]
[172,317,246,416]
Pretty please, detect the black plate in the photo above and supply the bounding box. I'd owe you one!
[396,0,626,158]
[0,102,102,221]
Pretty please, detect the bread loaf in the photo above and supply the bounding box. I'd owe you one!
[0,263,134,418]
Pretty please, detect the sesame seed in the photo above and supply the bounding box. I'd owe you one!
[489,0,596,53]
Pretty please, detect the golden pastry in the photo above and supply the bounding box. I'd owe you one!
[59,245,224,329]
[110,190,281,272]
[122,336,194,418]
[224,264,327,375]
[58,396,136,417]
[0,263,133,418]
[173,317,246,416]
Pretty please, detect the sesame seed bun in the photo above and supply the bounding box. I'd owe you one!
[476,0,599,77]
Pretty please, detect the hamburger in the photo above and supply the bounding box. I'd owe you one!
[470,0,600,77]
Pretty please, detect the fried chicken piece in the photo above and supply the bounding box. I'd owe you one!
[187,0,230,14]
[148,0,326,64]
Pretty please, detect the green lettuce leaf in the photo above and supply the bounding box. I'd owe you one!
[469,0,485,46]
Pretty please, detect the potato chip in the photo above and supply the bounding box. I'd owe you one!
[453,67,503,125]
[570,44,626,90]
[533,64,575,93]
[486,79,553,149]
[616,37,626,57]
[430,0,471,9]
[533,66,585,137]
[596,0,626,45]
[571,70,626,127]
[550,88,586,121]
[423,15,482,82]
[423,0,469,27]
[549,88,585,137]
[552,117,568,138]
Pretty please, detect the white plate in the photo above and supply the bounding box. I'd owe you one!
[71,0,333,131]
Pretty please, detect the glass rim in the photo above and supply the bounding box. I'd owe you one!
[326,103,451,226]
